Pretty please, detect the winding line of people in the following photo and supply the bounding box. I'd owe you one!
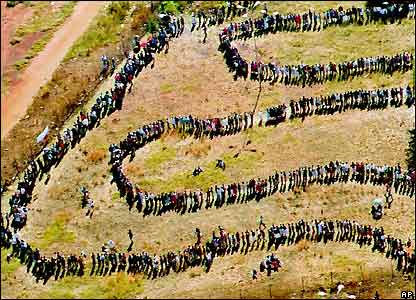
[1,218,414,284]
[111,158,415,219]
[108,85,415,217]
[217,2,415,86]
[1,4,415,288]
[2,15,185,232]
[190,1,257,32]
[218,3,415,42]
[219,35,413,86]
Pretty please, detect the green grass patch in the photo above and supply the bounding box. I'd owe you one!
[33,212,76,249]
[14,32,53,71]
[112,191,120,202]
[144,142,177,172]
[281,132,300,145]
[160,83,175,93]
[1,250,21,281]
[245,126,275,144]
[14,1,76,38]
[222,149,264,177]
[139,159,229,193]
[13,58,29,71]
[25,32,53,59]
[64,2,131,61]
[39,273,144,299]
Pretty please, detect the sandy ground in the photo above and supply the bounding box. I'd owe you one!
[0,1,106,139]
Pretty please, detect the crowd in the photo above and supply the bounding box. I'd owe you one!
[259,253,282,277]
[191,1,257,32]
[2,14,184,233]
[217,2,414,85]
[1,3,414,289]
[218,3,415,42]
[108,85,415,217]
[1,217,414,283]
[219,35,413,85]
[110,159,415,218]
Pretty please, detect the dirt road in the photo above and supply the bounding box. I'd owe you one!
[1,1,106,139]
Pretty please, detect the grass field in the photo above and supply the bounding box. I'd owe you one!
[1,1,415,299]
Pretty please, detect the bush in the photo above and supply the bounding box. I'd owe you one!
[159,1,180,14]
[159,1,192,14]
[146,15,159,33]
[6,1,23,7]
[130,5,152,32]
[65,2,131,60]
[106,1,130,22]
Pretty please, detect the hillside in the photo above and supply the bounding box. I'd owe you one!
[1,1,415,299]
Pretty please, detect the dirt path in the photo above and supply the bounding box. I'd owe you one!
[1,1,106,139]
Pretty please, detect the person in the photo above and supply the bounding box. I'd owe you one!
[191,13,197,32]
[127,229,134,252]
[216,159,226,170]
[374,291,380,299]
[80,187,88,208]
[371,203,383,220]
[258,215,265,228]
[86,198,94,218]
[251,269,258,280]
[385,185,393,208]
[193,166,204,176]
[195,228,202,245]
[202,23,208,44]
[110,57,116,75]
[100,55,109,80]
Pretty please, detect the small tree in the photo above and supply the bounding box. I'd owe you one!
[406,128,416,171]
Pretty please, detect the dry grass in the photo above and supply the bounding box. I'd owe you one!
[0,1,153,187]
[0,2,415,299]
[237,19,415,66]
[86,148,107,164]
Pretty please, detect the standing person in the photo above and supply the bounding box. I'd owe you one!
[202,23,208,44]
[86,198,94,218]
[385,185,394,208]
[80,187,88,208]
[195,228,202,245]
[251,269,258,280]
[127,229,134,252]
[180,15,185,35]
[258,215,266,229]
[191,13,197,32]
[128,229,134,242]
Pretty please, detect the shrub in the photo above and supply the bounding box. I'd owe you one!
[145,15,159,33]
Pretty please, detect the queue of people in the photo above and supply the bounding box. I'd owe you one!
[2,14,184,233]
[219,33,413,86]
[219,3,415,42]
[1,217,414,283]
[108,85,415,218]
